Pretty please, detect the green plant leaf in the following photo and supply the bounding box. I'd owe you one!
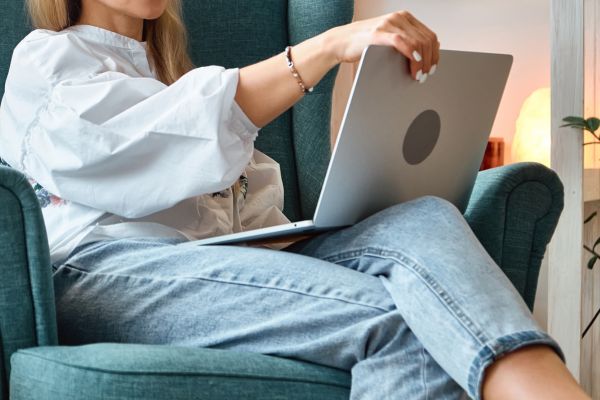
[592,236,600,251]
[561,123,586,129]
[585,211,598,224]
[586,117,600,133]
[588,255,598,270]
[563,116,587,125]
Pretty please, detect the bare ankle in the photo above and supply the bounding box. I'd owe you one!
[482,345,590,400]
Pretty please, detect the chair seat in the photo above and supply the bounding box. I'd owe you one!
[10,344,351,400]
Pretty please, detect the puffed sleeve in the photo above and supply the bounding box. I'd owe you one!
[0,31,259,218]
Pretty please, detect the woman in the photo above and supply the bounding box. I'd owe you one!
[0,0,589,399]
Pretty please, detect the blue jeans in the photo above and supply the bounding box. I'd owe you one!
[53,196,562,400]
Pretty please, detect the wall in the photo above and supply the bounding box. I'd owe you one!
[332,0,551,164]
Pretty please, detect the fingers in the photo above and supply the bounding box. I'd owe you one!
[399,28,426,81]
[371,31,422,80]
[405,24,432,81]
[374,11,439,82]
[405,13,440,75]
[432,39,440,72]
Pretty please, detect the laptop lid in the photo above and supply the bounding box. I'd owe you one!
[313,46,513,228]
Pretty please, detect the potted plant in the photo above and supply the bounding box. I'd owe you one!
[563,116,600,339]
[562,116,600,269]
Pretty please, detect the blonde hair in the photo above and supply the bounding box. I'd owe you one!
[25,0,194,85]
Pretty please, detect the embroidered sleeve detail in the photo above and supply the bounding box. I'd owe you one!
[30,180,67,208]
[212,172,249,200]
[239,173,249,200]
[1,156,66,208]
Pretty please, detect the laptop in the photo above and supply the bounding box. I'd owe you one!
[186,46,513,246]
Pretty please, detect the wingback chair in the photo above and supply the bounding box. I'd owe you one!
[0,1,564,399]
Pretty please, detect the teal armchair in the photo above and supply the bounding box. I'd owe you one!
[0,1,563,399]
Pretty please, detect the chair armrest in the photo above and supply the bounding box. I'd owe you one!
[0,166,57,398]
[464,162,564,310]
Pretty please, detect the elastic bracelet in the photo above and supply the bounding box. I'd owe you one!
[284,46,313,94]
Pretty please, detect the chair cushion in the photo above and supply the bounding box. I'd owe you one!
[10,344,351,400]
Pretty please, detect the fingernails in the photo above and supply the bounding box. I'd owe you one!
[416,69,423,81]
[412,50,422,62]
[419,72,428,84]
[430,64,437,75]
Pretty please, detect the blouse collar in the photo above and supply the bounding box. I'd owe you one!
[65,24,147,52]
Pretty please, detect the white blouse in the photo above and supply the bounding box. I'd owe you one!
[0,25,291,264]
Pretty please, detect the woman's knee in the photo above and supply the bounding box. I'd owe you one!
[371,195,463,227]
[406,195,460,215]
[343,196,467,255]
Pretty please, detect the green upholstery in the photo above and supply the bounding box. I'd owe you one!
[464,162,564,308]
[182,1,352,220]
[0,1,565,399]
[0,1,30,94]
[3,162,565,400]
[10,344,350,400]
[0,167,58,399]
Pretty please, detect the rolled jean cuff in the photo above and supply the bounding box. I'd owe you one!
[468,330,565,400]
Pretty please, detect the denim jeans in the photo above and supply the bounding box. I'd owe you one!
[53,196,562,400]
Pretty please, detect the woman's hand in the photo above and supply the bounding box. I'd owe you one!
[326,11,440,83]
[236,10,439,128]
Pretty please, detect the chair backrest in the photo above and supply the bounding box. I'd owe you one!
[0,3,30,94]
[0,0,354,221]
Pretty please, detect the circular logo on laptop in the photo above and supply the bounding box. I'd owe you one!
[403,109,441,165]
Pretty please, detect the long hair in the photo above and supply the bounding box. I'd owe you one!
[25,0,194,85]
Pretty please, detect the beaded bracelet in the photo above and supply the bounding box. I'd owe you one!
[284,46,314,94]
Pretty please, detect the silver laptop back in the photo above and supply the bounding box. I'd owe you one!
[313,46,512,228]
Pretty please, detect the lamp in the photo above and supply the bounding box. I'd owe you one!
[512,87,600,201]
[511,87,551,166]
